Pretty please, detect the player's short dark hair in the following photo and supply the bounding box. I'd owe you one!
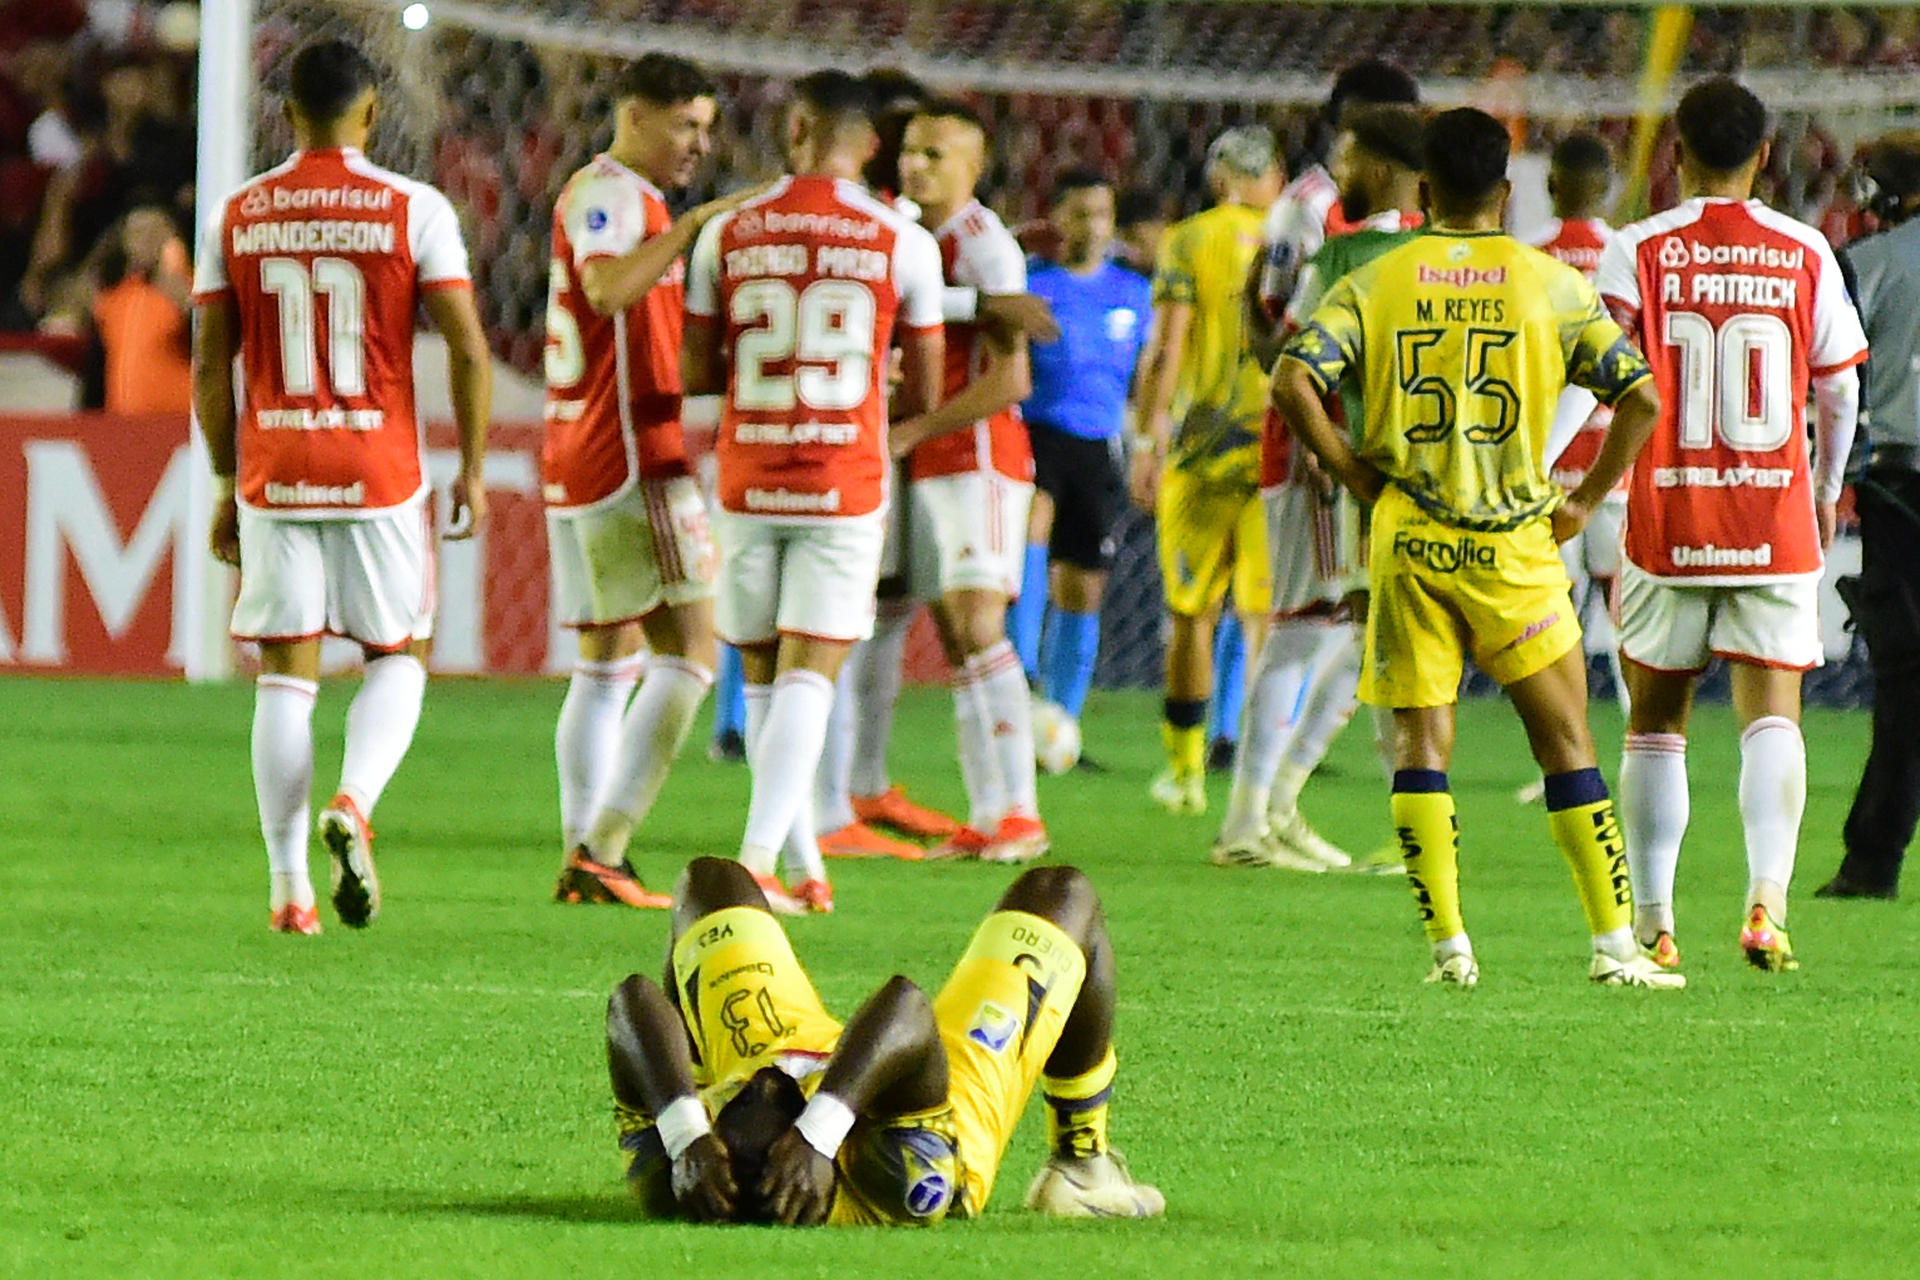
[861,66,926,120]
[1675,77,1768,173]
[619,52,715,106]
[1345,104,1427,171]
[1115,186,1164,229]
[1551,131,1612,177]
[1865,132,1920,199]
[713,1067,808,1223]
[1422,107,1511,214]
[1329,59,1420,121]
[793,68,873,124]
[286,39,378,124]
[913,97,985,133]
[1051,167,1112,203]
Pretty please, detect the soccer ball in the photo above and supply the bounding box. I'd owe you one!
[1031,700,1082,775]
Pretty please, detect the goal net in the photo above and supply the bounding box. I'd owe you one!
[234,0,1898,702]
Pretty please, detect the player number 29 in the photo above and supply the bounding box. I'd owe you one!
[260,255,366,397]
[1662,310,1792,453]
[732,279,876,412]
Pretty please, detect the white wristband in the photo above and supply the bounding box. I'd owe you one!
[655,1095,712,1160]
[793,1091,857,1160]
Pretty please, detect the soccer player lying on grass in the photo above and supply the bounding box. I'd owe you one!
[605,857,1164,1224]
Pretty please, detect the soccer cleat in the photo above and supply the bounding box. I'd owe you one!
[927,825,994,861]
[317,794,381,929]
[554,846,672,910]
[1423,953,1480,986]
[268,903,321,935]
[984,814,1050,864]
[1740,906,1800,972]
[1023,1149,1165,1219]
[1148,769,1206,816]
[790,878,835,914]
[1346,841,1408,877]
[853,785,960,839]
[1814,870,1898,900]
[1268,810,1353,870]
[707,728,746,764]
[1513,777,1547,805]
[1641,931,1683,970]
[818,821,924,862]
[1205,736,1236,773]
[1210,832,1280,869]
[751,871,808,916]
[1589,950,1687,989]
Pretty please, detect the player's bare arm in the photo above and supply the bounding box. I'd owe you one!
[1811,368,1862,550]
[973,290,1061,344]
[889,330,1025,458]
[1127,299,1190,509]
[758,974,948,1226]
[191,298,242,566]
[606,974,739,1222]
[679,315,726,398]
[1555,378,1658,544]
[424,285,493,539]
[579,185,767,317]
[1272,353,1385,503]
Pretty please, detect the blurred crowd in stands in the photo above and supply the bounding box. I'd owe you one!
[4,1,1917,405]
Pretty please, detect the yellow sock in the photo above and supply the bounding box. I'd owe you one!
[1161,721,1205,779]
[1391,772,1464,944]
[1042,1048,1116,1160]
[1545,769,1632,936]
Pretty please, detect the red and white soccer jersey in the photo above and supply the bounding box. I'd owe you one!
[685,175,943,642]
[909,199,1032,484]
[192,147,471,518]
[542,154,689,510]
[1533,216,1626,496]
[1597,198,1867,584]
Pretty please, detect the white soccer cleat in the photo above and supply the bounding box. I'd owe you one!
[1268,810,1353,870]
[1513,777,1547,805]
[317,793,380,929]
[1149,770,1207,816]
[1589,950,1687,989]
[1209,831,1281,869]
[1423,953,1480,987]
[1023,1150,1165,1219]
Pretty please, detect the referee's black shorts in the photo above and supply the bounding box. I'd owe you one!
[1029,419,1125,572]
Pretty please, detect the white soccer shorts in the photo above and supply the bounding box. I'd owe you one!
[1561,492,1626,583]
[546,475,717,628]
[1265,479,1364,618]
[1618,561,1822,673]
[231,499,434,652]
[907,470,1033,599]
[713,509,885,644]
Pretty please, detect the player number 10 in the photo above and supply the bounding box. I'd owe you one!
[1662,310,1792,453]
[259,255,366,397]
[732,279,876,412]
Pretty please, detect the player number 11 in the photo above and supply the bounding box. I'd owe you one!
[259,255,367,397]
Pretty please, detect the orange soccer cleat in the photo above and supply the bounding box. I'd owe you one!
[927,825,994,861]
[317,793,380,929]
[554,847,673,910]
[790,878,835,914]
[852,785,960,840]
[984,813,1050,865]
[751,871,809,916]
[818,821,925,861]
[268,903,321,935]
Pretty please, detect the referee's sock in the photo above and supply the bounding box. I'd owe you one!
[1209,613,1246,746]
[1043,608,1100,720]
[1009,543,1050,683]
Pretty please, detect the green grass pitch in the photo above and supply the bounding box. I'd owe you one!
[3,676,1917,1279]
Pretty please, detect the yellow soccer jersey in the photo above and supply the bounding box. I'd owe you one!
[1283,229,1651,531]
[1153,203,1269,484]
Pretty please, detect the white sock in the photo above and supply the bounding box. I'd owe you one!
[815,660,858,834]
[254,675,318,910]
[1740,716,1806,922]
[583,658,713,864]
[740,670,834,877]
[1221,619,1328,842]
[554,655,641,846]
[1368,703,1396,781]
[974,640,1037,822]
[850,602,912,798]
[338,653,427,817]
[952,666,1004,832]
[1276,625,1361,815]
[782,778,827,883]
[1620,732,1688,939]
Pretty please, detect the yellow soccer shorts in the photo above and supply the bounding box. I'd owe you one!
[930,910,1087,1216]
[670,906,844,1085]
[1360,485,1582,709]
[1156,463,1271,618]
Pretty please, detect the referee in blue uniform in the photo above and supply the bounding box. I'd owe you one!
[1008,169,1153,733]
